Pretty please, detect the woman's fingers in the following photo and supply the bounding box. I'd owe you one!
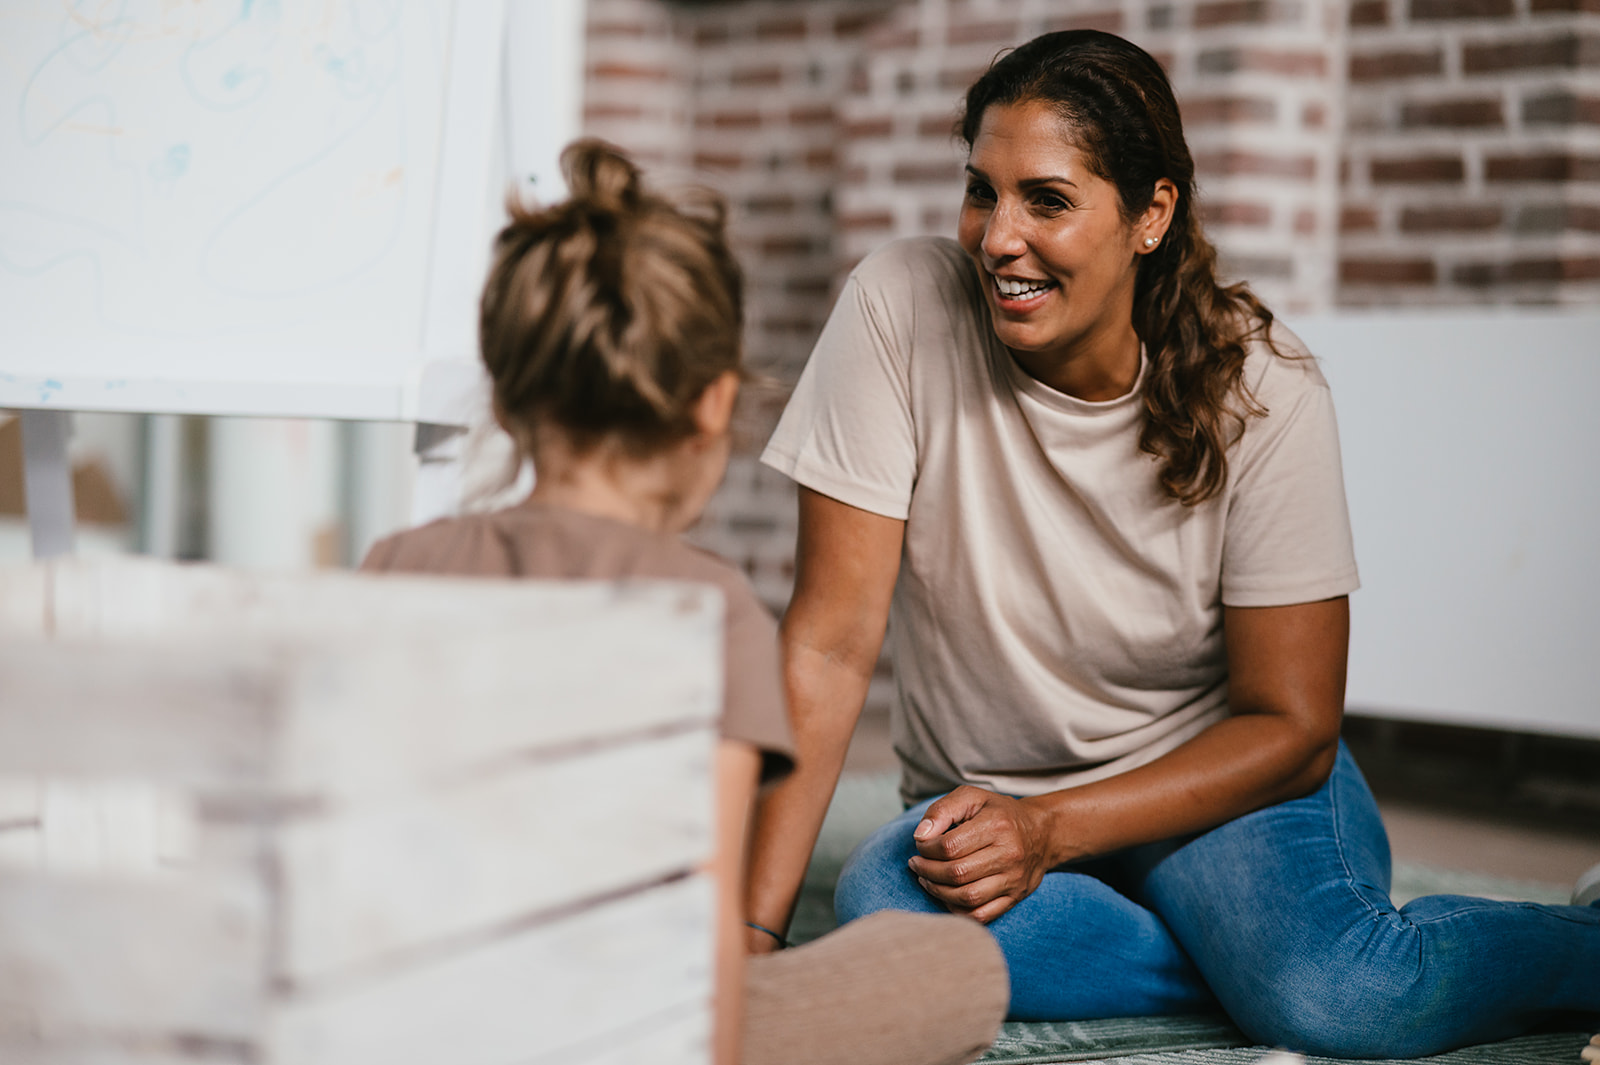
[914,869,1013,917]
[912,786,992,845]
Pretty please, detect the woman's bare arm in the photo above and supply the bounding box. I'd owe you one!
[743,487,905,951]
[908,596,1349,922]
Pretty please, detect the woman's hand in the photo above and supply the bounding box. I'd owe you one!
[906,786,1063,923]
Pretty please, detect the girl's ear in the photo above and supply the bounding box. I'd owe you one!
[691,370,741,438]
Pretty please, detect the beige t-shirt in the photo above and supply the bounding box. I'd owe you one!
[361,501,796,783]
[762,237,1358,802]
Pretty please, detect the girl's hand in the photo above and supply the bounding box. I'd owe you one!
[906,786,1061,923]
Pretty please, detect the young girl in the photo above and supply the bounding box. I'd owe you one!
[361,139,1008,1065]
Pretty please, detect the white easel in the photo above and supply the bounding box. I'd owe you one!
[1,0,587,559]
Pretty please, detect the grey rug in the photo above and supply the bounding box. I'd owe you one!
[797,772,1591,1065]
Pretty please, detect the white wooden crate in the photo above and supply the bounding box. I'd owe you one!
[0,558,721,1065]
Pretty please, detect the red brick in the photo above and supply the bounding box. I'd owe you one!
[844,118,895,139]
[1341,258,1438,284]
[1303,102,1327,129]
[1182,95,1277,126]
[693,151,743,172]
[1194,151,1318,179]
[893,160,964,184]
[588,62,674,83]
[761,236,820,257]
[1411,0,1514,18]
[1523,92,1600,125]
[1198,48,1328,77]
[948,19,1019,46]
[1295,209,1319,234]
[1200,201,1274,227]
[699,110,763,131]
[1043,10,1126,32]
[588,21,657,40]
[1350,0,1390,24]
[920,113,963,138]
[1340,206,1380,231]
[743,194,797,215]
[1454,257,1600,283]
[583,103,647,122]
[755,16,807,41]
[1195,0,1276,27]
[692,23,732,46]
[1514,203,1600,232]
[1399,204,1504,231]
[1463,34,1600,74]
[731,65,784,88]
[1485,152,1600,181]
[839,210,895,232]
[789,104,834,127]
[784,276,834,298]
[1400,98,1505,127]
[1531,0,1600,12]
[1370,156,1465,183]
[869,26,920,50]
[804,147,838,171]
[835,11,884,36]
[1350,49,1444,80]
[939,64,992,91]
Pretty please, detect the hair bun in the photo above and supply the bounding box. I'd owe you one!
[561,138,641,214]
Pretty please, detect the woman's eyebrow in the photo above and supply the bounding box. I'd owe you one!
[964,164,1079,190]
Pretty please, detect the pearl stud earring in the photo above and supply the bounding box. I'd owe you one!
[1143,237,1159,247]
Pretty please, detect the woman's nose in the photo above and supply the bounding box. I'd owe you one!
[981,202,1026,262]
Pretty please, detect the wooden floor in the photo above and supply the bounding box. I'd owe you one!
[843,709,1600,890]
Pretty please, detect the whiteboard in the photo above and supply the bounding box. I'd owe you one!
[0,0,507,423]
[1288,312,1600,739]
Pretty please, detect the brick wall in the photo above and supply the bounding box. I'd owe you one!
[1340,0,1600,303]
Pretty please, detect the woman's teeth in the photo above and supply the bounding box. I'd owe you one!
[995,277,1053,299]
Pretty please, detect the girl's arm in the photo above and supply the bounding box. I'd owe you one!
[714,739,762,1065]
[742,487,906,951]
[907,596,1349,922]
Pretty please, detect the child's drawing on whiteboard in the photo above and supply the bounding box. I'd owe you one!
[0,0,453,352]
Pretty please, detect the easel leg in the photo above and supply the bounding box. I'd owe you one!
[20,410,75,559]
[412,422,468,527]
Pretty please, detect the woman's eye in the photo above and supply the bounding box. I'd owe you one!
[965,182,996,204]
[1034,193,1071,212]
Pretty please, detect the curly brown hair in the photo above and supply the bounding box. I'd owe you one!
[479,138,744,457]
[960,30,1281,506]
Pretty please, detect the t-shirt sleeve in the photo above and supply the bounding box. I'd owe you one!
[718,577,796,784]
[761,257,918,520]
[1221,356,1361,607]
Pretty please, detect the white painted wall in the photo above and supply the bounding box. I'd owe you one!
[1290,312,1600,739]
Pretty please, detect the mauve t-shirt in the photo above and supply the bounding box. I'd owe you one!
[361,500,796,782]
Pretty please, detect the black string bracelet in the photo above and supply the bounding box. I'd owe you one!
[745,920,789,949]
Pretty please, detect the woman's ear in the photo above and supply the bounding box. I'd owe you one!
[691,370,741,439]
[1137,178,1179,254]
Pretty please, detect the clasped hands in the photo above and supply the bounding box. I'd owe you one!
[907,786,1063,923]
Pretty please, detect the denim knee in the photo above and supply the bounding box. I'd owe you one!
[834,801,942,924]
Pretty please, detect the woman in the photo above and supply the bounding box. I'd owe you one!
[363,139,1007,1065]
[747,29,1599,1058]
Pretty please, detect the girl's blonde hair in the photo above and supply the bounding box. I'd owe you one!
[480,139,744,455]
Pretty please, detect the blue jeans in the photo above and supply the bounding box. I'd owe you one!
[835,744,1600,1057]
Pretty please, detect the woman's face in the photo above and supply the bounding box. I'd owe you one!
[957,99,1168,397]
